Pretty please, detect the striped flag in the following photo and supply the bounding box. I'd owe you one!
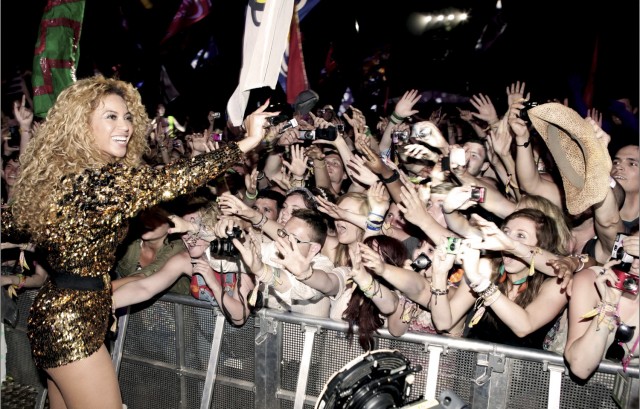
[32,0,86,118]
[226,0,295,126]
[278,0,320,102]
[161,0,211,44]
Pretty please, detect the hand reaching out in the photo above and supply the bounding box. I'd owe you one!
[403,144,440,162]
[394,89,422,119]
[356,138,389,175]
[367,181,391,214]
[347,155,379,186]
[469,94,499,125]
[282,144,308,178]
[506,81,530,108]
[412,121,449,153]
[233,230,264,276]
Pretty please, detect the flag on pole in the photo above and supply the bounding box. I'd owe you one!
[284,10,308,104]
[32,0,86,118]
[161,0,211,44]
[226,0,295,126]
[278,0,320,101]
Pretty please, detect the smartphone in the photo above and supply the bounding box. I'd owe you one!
[470,186,486,203]
[607,269,639,295]
[450,147,466,167]
[441,157,450,172]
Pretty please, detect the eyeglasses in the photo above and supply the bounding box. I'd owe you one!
[605,323,636,366]
[277,228,314,244]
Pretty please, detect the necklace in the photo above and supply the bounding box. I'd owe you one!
[513,276,527,285]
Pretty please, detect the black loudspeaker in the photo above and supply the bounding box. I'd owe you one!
[315,349,421,409]
[315,349,469,409]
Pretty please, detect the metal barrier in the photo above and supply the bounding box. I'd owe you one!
[5,290,639,409]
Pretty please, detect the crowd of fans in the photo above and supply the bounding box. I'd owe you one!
[2,78,638,384]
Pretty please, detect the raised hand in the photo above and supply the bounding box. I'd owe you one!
[233,230,264,275]
[217,192,257,221]
[347,155,379,187]
[239,99,278,153]
[272,232,315,278]
[506,81,530,108]
[396,184,430,227]
[506,102,529,139]
[367,181,391,214]
[282,144,308,178]
[465,214,515,252]
[356,138,388,175]
[13,95,33,130]
[585,116,611,151]
[469,93,499,125]
[442,186,477,214]
[412,121,448,152]
[487,118,512,158]
[358,242,386,276]
[403,144,439,162]
[394,89,422,119]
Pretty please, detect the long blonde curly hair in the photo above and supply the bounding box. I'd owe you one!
[12,75,150,231]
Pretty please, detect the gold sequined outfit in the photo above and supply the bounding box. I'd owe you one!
[2,144,242,369]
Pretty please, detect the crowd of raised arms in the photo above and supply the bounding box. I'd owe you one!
[1,76,638,408]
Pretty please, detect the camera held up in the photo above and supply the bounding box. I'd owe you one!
[210,227,242,257]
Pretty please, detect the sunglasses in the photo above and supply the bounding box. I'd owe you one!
[605,323,636,365]
[277,228,314,244]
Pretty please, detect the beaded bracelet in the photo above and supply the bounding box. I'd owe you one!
[430,282,449,305]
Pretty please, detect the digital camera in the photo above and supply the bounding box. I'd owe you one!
[470,186,486,203]
[608,269,639,295]
[445,237,463,255]
[410,252,432,272]
[392,131,409,144]
[518,100,539,122]
[298,127,338,142]
[611,232,633,272]
[209,227,242,257]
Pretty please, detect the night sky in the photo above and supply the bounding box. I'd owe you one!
[2,0,638,129]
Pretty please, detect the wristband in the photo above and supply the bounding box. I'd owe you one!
[379,170,400,184]
[470,278,491,293]
[245,190,258,200]
[516,137,532,148]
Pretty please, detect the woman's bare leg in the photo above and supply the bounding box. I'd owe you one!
[45,345,122,409]
[46,376,67,409]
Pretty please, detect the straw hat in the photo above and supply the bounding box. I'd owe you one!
[528,103,611,215]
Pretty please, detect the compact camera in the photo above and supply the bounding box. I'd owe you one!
[209,227,242,257]
[392,131,409,144]
[518,100,539,122]
[445,237,463,255]
[611,232,633,272]
[608,269,639,295]
[410,252,432,272]
[298,127,338,142]
[470,186,486,203]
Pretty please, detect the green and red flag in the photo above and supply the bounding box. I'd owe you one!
[32,0,86,118]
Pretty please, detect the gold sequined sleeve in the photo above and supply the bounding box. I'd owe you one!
[120,142,243,218]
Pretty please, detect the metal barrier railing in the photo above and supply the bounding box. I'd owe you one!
[4,290,639,409]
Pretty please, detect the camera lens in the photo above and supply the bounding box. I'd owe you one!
[623,277,638,292]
